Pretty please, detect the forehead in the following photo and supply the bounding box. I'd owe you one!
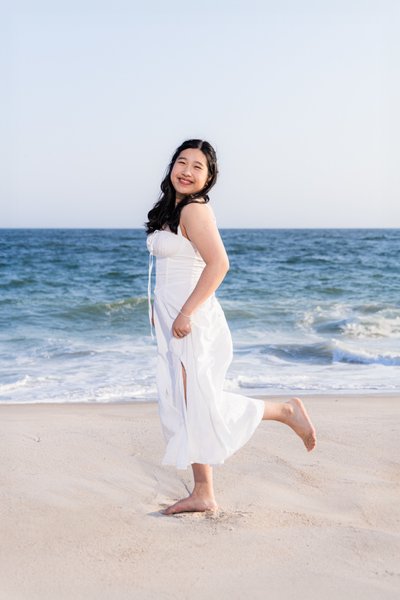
[176,148,207,165]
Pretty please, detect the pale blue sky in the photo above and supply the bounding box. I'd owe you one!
[2,0,399,228]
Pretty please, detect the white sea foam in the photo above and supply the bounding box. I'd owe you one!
[0,379,157,404]
[0,375,56,395]
[300,304,400,340]
[331,339,400,366]
[225,360,400,394]
[343,315,400,339]
[300,303,350,329]
[225,373,399,393]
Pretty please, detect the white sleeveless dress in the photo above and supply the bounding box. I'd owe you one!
[147,223,264,469]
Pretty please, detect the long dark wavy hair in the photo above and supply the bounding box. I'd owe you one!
[145,139,218,234]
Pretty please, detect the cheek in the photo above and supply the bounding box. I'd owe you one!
[199,172,208,187]
[170,167,182,186]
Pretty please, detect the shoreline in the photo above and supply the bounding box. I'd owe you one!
[1,390,400,407]
[1,395,399,599]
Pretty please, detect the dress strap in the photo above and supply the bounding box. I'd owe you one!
[147,252,155,340]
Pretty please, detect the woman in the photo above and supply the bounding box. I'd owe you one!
[146,139,316,516]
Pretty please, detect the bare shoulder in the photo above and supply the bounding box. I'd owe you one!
[180,201,216,226]
[179,200,226,262]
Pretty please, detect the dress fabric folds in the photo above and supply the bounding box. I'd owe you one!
[147,224,264,469]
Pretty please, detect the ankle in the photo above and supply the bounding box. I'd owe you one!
[192,483,215,499]
[279,402,294,423]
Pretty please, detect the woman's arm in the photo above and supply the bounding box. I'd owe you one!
[172,202,229,338]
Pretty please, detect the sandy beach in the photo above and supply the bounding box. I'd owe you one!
[1,395,399,600]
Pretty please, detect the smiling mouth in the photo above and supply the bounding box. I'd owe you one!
[178,178,193,185]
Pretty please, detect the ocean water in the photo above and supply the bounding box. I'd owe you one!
[0,228,399,403]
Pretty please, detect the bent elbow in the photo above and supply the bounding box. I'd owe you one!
[207,257,230,276]
[219,257,229,276]
[224,257,230,274]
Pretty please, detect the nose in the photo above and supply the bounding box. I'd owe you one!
[182,163,192,176]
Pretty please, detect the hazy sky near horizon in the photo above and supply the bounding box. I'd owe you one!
[2,0,399,228]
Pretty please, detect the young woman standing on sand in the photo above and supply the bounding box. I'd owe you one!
[146,139,316,515]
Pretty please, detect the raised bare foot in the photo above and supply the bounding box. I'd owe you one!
[161,493,218,516]
[283,397,317,452]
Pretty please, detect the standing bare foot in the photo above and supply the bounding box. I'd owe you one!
[161,492,218,516]
[282,397,317,452]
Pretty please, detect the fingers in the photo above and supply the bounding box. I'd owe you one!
[173,331,189,338]
[173,326,191,338]
[172,314,192,338]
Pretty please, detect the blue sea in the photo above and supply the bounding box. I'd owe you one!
[1,228,399,403]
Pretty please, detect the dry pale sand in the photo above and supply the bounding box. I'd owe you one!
[0,395,399,600]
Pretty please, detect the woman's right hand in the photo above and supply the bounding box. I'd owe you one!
[172,313,192,338]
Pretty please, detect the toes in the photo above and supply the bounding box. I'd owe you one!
[305,432,317,452]
[160,501,182,515]
[161,506,180,516]
[160,498,191,515]
[290,398,317,452]
[160,497,218,515]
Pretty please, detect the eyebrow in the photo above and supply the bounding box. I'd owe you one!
[178,157,205,167]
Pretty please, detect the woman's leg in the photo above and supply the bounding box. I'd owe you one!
[162,363,218,515]
[162,380,316,515]
[161,463,218,515]
[162,398,316,515]
[263,397,317,452]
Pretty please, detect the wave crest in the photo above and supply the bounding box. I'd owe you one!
[58,297,147,320]
[300,304,400,339]
[248,339,400,366]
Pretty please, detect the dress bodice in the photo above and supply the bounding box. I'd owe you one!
[147,230,183,258]
[146,226,205,336]
[146,227,197,258]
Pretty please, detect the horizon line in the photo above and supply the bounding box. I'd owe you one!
[1,226,399,231]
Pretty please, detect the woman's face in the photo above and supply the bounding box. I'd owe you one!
[170,148,210,200]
